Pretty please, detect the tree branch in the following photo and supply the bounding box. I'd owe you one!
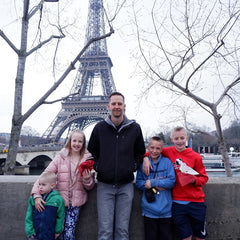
[215,76,240,106]
[21,28,114,123]
[0,30,19,54]
[26,34,64,56]
[28,0,44,19]
[43,92,79,104]
[185,40,225,90]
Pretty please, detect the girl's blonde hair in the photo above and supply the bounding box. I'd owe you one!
[65,129,86,159]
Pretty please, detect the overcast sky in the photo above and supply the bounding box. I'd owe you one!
[0,0,218,140]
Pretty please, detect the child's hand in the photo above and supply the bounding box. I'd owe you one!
[34,197,45,212]
[55,233,60,239]
[144,180,151,189]
[82,169,91,181]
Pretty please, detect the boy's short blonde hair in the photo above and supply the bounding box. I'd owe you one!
[171,126,187,138]
[39,172,57,184]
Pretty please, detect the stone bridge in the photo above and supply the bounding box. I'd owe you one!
[0,146,62,174]
[0,150,59,165]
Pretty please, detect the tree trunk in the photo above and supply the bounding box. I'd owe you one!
[3,0,29,174]
[3,124,22,175]
[212,108,232,177]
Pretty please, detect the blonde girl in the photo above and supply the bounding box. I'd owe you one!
[32,130,95,240]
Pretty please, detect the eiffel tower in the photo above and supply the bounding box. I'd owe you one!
[42,0,116,143]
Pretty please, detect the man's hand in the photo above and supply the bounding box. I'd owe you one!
[34,197,45,212]
[142,157,152,176]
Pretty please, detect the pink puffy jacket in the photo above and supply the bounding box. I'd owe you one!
[32,148,95,207]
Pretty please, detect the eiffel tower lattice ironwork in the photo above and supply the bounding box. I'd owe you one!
[42,0,116,142]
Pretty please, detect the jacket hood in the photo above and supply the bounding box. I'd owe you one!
[59,148,92,163]
[149,155,162,165]
[59,148,69,158]
[105,115,135,131]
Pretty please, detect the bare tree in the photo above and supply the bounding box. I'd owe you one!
[131,0,240,176]
[0,0,122,174]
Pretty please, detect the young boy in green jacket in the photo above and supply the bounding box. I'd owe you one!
[25,172,65,240]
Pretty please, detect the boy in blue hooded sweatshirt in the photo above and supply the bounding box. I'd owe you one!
[136,136,175,240]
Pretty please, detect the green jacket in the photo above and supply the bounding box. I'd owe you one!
[25,190,65,239]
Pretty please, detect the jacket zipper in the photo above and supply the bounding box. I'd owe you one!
[115,134,119,184]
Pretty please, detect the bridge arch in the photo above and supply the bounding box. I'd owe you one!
[16,150,59,166]
[28,154,52,174]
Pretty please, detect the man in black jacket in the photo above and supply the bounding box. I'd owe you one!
[88,92,145,240]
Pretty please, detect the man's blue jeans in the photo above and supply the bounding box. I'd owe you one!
[97,181,134,240]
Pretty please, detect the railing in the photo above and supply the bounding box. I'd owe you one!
[0,143,63,154]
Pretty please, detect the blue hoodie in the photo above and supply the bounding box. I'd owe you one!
[136,155,175,218]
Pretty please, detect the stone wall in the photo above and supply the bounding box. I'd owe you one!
[0,176,240,240]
